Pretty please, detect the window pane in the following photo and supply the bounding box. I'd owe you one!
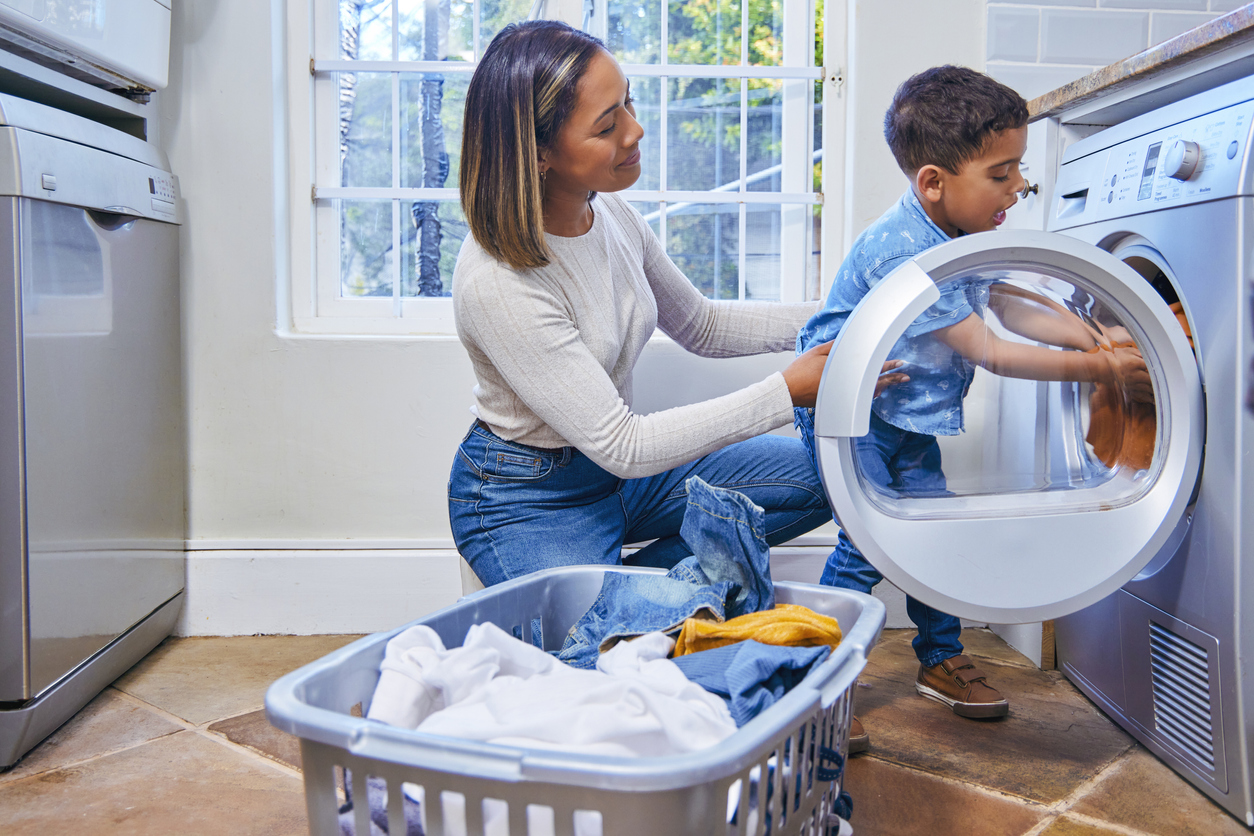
[669,0,742,66]
[667,78,741,192]
[744,202,811,301]
[446,0,476,59]
[666,204,739,300]
[608,0,662,64]
[746,79,781,192]
[401,200,467,297]
[341,0,394,61]
[400,72,469,189]
[746,0,783,66]
[339,72,392,187]
[479,0,532,49]
[340,200,394,298]
[625,76,661,192]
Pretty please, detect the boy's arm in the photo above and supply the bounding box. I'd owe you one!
[935,313,1153,400]
[986,287,1098,351]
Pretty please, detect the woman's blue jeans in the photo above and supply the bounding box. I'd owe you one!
[448,421,831,588]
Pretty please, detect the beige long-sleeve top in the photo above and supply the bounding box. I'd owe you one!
[452,192,819,479]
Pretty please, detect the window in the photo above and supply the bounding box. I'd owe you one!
[288,1,841,334]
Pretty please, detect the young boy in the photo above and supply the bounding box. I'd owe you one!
[794,66,1147,742]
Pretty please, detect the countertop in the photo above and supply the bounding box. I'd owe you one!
[1029,4,1254,122]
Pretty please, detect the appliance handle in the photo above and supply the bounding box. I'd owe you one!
[814,260,940,438]
[87,208,139,231]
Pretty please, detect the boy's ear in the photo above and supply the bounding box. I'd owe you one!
[914,165,945,203]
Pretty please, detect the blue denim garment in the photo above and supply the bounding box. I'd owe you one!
[672,640,830,726]
[448,422,830,587]
[556,476,776,669]
[796,189,990,437]
[794,408,964,667]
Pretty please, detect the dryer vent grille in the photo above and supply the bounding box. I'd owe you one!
[1149,621,1215,771]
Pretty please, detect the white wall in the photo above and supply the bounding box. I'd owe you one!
[840,0,985,260]
[159,1,472,633]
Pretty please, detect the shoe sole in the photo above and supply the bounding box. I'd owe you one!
[915,682,1009,718]
[848,733,870,755]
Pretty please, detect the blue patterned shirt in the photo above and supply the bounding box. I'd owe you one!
[797,189,987,436]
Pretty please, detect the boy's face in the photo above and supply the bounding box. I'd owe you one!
[915,127,1029,238]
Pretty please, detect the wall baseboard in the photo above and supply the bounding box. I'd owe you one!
[179,543,954,637]
[179,548,464,636]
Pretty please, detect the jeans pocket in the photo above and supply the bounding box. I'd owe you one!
[482,442,555,483]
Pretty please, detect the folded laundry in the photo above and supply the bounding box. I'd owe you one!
[671,640,830,726]
[672,603,844,657]
[556,475,775,669]
[366,621,736,758]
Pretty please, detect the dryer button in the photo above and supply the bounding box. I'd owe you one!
[1228,140,1239,160]
[40,174,55,191]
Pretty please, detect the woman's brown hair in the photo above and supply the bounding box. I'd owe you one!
[460,20,606,271]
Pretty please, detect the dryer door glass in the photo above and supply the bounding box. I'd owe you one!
[814,230,1203,623]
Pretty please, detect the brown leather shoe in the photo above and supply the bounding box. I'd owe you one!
[915,655,1009,718]
[848,715,869,754]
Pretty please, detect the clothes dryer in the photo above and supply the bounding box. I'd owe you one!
[810,79,1254,822]
[1045,74,1254,824]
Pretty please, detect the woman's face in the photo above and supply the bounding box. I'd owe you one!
[540,50,643,197]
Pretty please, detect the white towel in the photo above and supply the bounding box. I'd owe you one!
[366,622,736,758]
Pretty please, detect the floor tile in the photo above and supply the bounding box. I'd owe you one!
[853,629,1134,804]
[0,689,183,785]
[959,627,1041,669]
[112,634,363,726]
[210,708,303,771]
[0,730,307,835]
[1068,747,1249,836]
[1038,815,1134,835]
[843,756,1045,836]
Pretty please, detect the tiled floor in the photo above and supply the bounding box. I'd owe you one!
[0,628,1247,835]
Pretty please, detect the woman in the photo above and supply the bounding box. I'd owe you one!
[448,20,901,586]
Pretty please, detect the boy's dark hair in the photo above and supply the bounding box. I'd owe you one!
[884,65,1029,175]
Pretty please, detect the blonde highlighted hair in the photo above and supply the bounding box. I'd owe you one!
[461,21,605,271]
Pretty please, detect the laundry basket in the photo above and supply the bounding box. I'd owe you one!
[266,565,886,836]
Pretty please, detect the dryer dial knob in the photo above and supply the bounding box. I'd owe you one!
[1165,139,1201,180]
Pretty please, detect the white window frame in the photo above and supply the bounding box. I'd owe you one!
[285,0,848,336]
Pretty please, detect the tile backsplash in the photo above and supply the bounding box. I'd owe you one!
[986,1,1238,99]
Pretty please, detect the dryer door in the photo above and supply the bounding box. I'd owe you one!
[813,230,1203,623]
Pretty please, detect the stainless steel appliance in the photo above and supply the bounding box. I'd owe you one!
[1049,74,1254,825]
[0,92,183,768]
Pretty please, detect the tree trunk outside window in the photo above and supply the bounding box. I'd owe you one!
[413,0,451,297]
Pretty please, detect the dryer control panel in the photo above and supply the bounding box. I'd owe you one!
[1051,98,1254,231]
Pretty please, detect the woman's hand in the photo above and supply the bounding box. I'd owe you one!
[783,342,910,408]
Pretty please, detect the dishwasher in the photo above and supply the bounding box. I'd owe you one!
[0,92,183,768]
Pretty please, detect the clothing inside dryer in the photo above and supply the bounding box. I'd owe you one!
[856,265,1174,519]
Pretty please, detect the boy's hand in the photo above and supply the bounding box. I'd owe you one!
[1108,344,1155,404]
[784,343,910,408]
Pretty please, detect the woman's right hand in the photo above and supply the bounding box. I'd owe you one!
[784,342,909,408]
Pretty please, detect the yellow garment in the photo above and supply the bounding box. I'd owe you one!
[672,603,843,657]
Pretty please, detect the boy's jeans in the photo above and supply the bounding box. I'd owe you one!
[795,408,964,668]
[448,421,831,588]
